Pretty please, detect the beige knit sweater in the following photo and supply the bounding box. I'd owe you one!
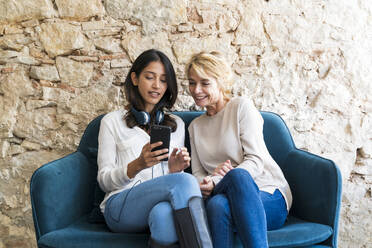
[188,97,292,210]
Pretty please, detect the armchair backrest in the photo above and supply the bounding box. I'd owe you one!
[260,112,296,166]
[172,111,296,168]
[77,114,105,162]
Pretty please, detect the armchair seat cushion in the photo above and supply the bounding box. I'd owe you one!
[267,216,333,247]
[234,215,333,248]
[38,215,149,248]
[38,215,332,248]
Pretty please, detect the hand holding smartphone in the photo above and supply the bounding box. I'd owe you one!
[150,125,171,161]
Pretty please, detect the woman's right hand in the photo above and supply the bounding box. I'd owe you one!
[127,141,168,178]
[200,176,214,198]
[127,142,169,178]
[138,141,169,169]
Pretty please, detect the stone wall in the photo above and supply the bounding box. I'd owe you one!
[0,0,371,247]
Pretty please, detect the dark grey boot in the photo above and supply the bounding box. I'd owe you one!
[173,197,213,248]
[148,238,179,248]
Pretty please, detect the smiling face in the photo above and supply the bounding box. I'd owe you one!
[131,61,168,113]
[188,67,224,109]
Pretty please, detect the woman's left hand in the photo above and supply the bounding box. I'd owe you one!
[168,147,191,173]
[213,160,233,177]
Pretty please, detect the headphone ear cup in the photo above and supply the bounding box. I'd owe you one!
[155,110,164,124]
[131,107,150,125]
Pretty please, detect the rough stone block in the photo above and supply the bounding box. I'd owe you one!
[9,56,40,65]
[21,19,39,28]
[0,69,35,97]
[0,0,56,23]
[39,23,85,58]
[105,0,187,34]
[30,65,60,81]
[94,37,122,54]
[110,58,131,68]
[172,35,235,64]
[56,57,93,88]
[13,108,60,141]
[0,97,18,138]
[4,25,23,35]
[21,140,41,151]
[42,87,72,102]
[8,145,25,156]
[0,35,24,51]
[121,32,174,62]
[217,11,239,32]
[234,10,265,46]
[0,50,21,59]
[177,23,193,32]
[55,0,105,20]
[82,21,105,31]
[0,140,10,158]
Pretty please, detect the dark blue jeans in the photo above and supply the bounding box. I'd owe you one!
[206,169,287,248]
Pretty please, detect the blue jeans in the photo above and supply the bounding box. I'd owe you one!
[104,173,201,245]
[206,169,288,248]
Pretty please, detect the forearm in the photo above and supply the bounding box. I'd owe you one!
[127,158,144,178]
[236,156,263,180]
[97,165,132,193]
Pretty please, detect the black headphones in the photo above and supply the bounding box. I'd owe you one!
[130,107,164,126]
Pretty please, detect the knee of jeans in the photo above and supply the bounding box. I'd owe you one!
[225,168,256,189]
[206,194,231,219]
[148,202,178,244]
[172,173,200,194]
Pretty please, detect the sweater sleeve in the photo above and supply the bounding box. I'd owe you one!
[97,117,133,193]
[236,99,265,180]
[189,123,208,183]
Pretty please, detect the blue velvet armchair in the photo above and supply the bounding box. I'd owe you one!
[30,111,342,248]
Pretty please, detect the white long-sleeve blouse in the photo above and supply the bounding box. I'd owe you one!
[97,110,185,212]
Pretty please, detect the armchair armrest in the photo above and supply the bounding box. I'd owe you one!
[30,151,96,241]
[281,149,342,246]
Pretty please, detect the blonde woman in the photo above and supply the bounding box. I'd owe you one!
[186,51,292,248]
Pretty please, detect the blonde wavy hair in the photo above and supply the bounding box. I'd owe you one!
[186,51,233,100]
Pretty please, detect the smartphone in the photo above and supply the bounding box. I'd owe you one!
[150,125,171,161]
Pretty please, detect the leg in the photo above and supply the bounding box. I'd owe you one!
[148,202,178,246]
[104,173,201,232]
[213,168,268,248]
[206,194,234,248]
[104,173,212,247]
[260,189,288,231]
